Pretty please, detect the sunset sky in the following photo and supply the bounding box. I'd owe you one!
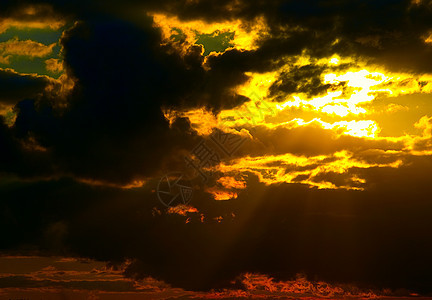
[1,0,432,299]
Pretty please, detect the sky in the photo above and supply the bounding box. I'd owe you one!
[1,0,432,299]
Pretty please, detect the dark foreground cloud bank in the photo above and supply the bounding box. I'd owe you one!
[2,0,432,296]
[2,159,432,294]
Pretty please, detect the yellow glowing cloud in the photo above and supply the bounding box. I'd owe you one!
[167,204,199,216]
[162,49,432,192]
[204,176,247,201]
[148,29,432,201]
[43,73,76,108]
[163,107,222,136]
[217,176,246,190]
[221,65,401,133]
[414,115,432,136]
[77,178,147,189]
[275,69,391,118]
[164,106,380,139]
[0,38,56,64]
[45,58,63,73]
[405,115,432,155]
[205,187,238,201]
[385,103,409,113]
[423,30,432,44]
[235,72,278,99]
[329,56,340,65]
[0,104,16,127]
[213,150,402,190]
[159,53,432,195]
[321,120,380,138]
[215,71,279,129]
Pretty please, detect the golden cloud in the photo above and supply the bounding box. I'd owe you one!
[45,58,63,73]
[213,150,403,190]
[0,38,56,64]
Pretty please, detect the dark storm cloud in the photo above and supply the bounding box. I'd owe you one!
[5,0,429,185]
[65,156,432,294]
[2,157,432,294]
[170,0,432,78]
[2,11,251,184]
[26,0,431,74]
[270,65,332,99]
[146,0,432,73]
[4,0,429,69]
[0,70,51,105]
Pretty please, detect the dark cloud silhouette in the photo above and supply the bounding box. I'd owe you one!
[0,70,51,105]
[3,8,261,183]
[2,157,432,294]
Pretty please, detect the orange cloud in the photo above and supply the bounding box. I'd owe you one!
[239,273,380,298]
[217,176,247,190]
[167,204,199,216]
[214,150,402,190]
[205,187,238,201]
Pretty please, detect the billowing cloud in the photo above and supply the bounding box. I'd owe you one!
[45,58,63,73]
[0,38,56,64]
